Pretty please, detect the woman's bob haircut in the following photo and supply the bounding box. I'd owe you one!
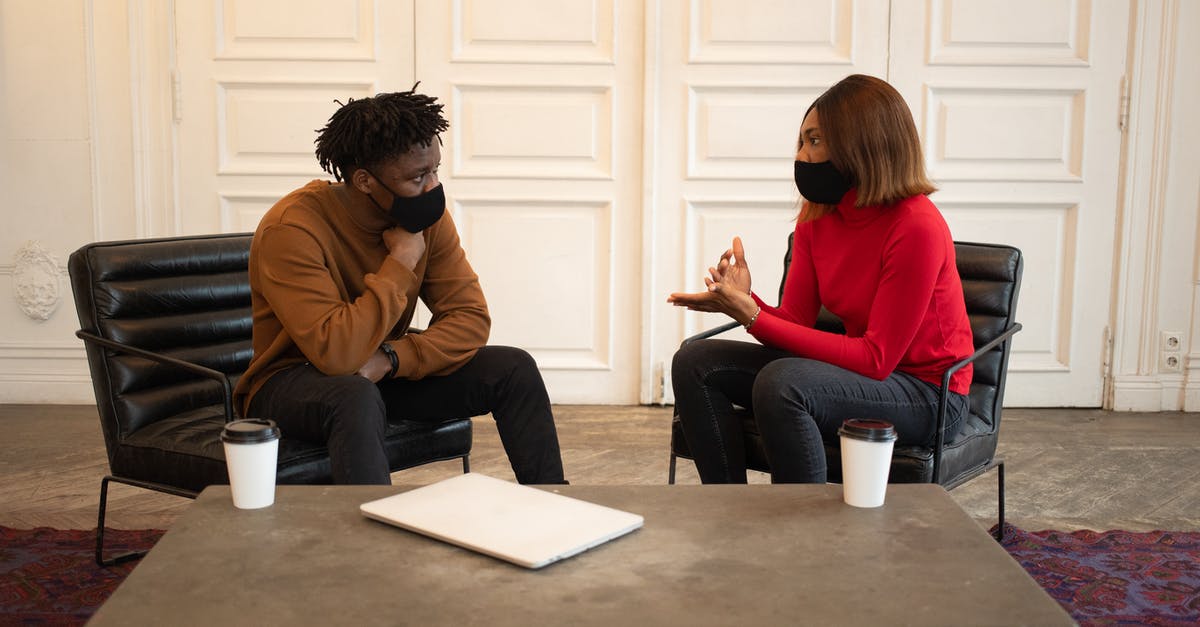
[798,74,936,222]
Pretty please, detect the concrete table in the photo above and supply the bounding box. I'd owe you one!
[90,483,1070,626]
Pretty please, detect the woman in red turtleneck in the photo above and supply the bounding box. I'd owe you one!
[668,74,975,484]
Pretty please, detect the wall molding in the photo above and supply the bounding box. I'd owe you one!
[1189,286,1200,411]
[39,0,172,407]
[639,0,664,404]
[0,345,92,403]
[133,0,180,237]
[1108,0,1185,411]
[0,380,96,405]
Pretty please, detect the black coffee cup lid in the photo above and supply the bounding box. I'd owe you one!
[837,419,897,442]
[221,419,281,444]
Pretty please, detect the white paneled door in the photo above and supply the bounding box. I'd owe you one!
[414,0,644,403]
[646,0,1129,407]
[173,1,1130,406]
[645,0,891,403]
[177,0,644,403]
[888,0,1129,406]
[174,0,414,235]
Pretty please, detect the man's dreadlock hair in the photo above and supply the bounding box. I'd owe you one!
[314,84,449,182]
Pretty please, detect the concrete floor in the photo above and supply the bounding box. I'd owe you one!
[1,404,1197,532]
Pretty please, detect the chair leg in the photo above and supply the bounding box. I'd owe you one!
[461,455,470,474]
[95,476,148,567]
[994,460,1006,542]
[668,453,677,485]
[95,475,197,567]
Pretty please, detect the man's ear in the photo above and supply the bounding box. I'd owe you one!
[349,167,372,194]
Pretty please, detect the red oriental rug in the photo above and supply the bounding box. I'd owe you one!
[993,523,1200,626]
[0,526,163,625]
[2,524,1198,625]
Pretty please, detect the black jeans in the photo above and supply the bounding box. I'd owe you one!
[672,339,969,484]
[247,345,565,485]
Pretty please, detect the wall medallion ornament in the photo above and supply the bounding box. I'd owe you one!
[13,241,61,321]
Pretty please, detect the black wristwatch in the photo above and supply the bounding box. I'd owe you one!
[380,342,399,379]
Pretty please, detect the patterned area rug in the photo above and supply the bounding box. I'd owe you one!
[994,523,1200,626]
[0,526,163,625]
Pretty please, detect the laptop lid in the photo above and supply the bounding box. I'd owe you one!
[360,473,644,569]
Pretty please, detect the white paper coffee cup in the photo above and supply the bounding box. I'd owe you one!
[838,419,897,508]
[221,419,281,509]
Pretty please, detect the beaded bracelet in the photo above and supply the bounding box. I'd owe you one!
[744,307,761,331]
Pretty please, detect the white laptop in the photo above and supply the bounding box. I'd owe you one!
[360,473,644,569]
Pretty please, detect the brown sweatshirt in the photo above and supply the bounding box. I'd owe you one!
[233,180,490,417]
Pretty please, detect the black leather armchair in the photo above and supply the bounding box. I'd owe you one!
[668,239,1023,540]
[69,233,473,565]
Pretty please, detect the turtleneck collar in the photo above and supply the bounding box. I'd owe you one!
[332,182,395,234]
[834,188,888,228]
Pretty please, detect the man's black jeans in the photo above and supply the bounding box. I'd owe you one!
[247,345,565,485]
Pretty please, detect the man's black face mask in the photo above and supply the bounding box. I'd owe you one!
[368,172,446,233]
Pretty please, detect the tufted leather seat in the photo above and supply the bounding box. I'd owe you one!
[69,233,472,564]
[668,240,1022,537]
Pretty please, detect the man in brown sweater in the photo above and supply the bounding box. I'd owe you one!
[232,88,564,485]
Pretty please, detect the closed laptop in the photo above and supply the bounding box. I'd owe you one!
[361,473,644,569]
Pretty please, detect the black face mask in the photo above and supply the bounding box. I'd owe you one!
[367,172,446,232]
[793,160,852,205]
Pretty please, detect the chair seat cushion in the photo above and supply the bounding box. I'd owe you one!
[112,404,473,492]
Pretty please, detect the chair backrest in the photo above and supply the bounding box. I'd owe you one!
[783,235,1023,481]
[953,242,1023,437]
[68,234,254,456]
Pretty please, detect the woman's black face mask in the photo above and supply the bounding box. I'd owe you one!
[793,159,852,205]
[367,172,446,233]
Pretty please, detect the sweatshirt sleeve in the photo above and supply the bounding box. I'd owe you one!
[388,211,491,379]
[748,214,944,380]
[255,222,416,376]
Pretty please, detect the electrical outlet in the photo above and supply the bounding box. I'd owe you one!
[1159,332,1184,372]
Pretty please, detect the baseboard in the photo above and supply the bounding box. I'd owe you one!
[1111,375,1187,411]
[0,379,95,404]
[1185,380,1200,412]
[1187,354,1200,411]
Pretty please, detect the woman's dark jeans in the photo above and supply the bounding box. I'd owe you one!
[672,339,969,484]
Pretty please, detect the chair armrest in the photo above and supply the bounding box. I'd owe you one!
[941,322,1023,386]
[680,321,741,348]
[75,330,237,422]
[931,322,1022,481]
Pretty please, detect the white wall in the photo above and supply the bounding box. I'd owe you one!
[1109,0,1200,411]
[0,0,99,402]
[1,0,1197,410]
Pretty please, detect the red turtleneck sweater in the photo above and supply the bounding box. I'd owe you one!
[748,190,974,395]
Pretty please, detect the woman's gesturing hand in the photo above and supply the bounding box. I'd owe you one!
[668,236,760,327]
